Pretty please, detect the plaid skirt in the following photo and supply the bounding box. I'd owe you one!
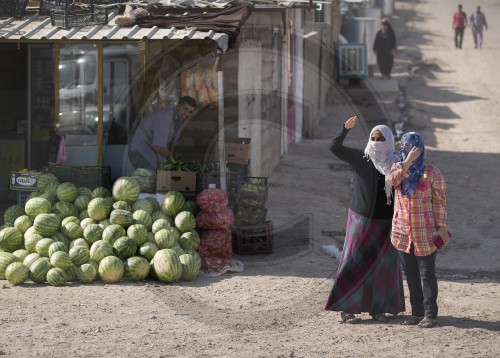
[324,209,405,315]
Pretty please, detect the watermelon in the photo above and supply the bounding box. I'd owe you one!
[69,238,90,250]
[83,224,103,245]
[52,201,79,219]
[4,205,26,224]
[0,222,13,230]
[50,251,72,270]
[99,256,124,283]
[88,259,99,273]
[28,191,42,200]
[98,219,111,230]
[0,251,19,279]
[77,263,97,283]
[35,238,55,257]
[48,241,68,257]
[44,181,60,195]
[182,201,199,216]
[169,242,184,256]
[89,240,114,262]
[92,187,111,199]
[102,224,126,245]
[63,222,83,240]
[69,245,90,265]
[112,176,141,203]
[109,209,134,228]
[132,210,153,231]
[87,197,112,221]
[130,168,156,193]
[0,227,23,252]
[12,249,30,262]
[113,201,132,211]
[5,262,30,285]
[80,217,97,230]
[61,216,80,227]
[39,191,58,205]
[112,236,137,259]
[124,256,150,281]
[77,187,93,197]
[56,182,78,202]
[51,232,69,246]
[37,173,59,193]
[33,213,61,237]
[132,199,154,214]
[152,219,172,234]
[65,264,79,282]
[30,257,52,284]
[24,233,43,254]
[23,252,41,269]
[139,242,159,261]
[47,267,67,286]
[174,211,196,233]
[152,249,182,283]
[25,197,52,219]
[127,224,148,246]
[79,210,90,220]
[154,228,176,249]
[147,232,155,243]
[144,196,161,212]
[179,252,201,281]
[178,231,201,250]
[162,191,185,217]
[74,195,91,212]
[151,210,171,223]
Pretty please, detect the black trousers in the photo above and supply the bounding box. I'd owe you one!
[455,27,465,48]
[398,246,438,319]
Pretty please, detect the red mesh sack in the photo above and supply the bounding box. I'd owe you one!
[196,208,234,229]
[197,228,233,258]
[196,188,228,214]
[201,256,233,273]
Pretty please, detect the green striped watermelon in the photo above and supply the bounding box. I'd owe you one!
[169,242,184,256]
[112,236,137,259]
[109,209,134,228]
[50,251,72,270]
[52,201,79,219]
[25,197,52,219]
[83,224,103,245]
[151,210,171,223]
[69,238,90,250]
[112,177,141,203]
[102,224,126,245]
[65,263,79,282]
[113,201,132,211]
[5,262,30,285]
[35,238,55,257]
[28,191,42,200]
[24,233,43,253]
[98,219,111,230]
[63,222,83,240]
[92,187,111,199]
[37,173,59,193]
[124,256,150,281]
[152,219,172,234]
[77,263,97,283]
[4,205,25,224]
[132,210,153,231]
[152,249,182,283]
[56,182,79,202]
[161,191,185,217]
[0,227,23,252]
[179,252,201,281]
[29,257,52,284]
[127,224,148,246]
[51,232,69,247]
[174,211,197,233]
[86,198,112,221]
[0,252,19,279]
[139,242,159,261]
[74,195,91,212]
[178,231,201,250]
[33,213,61,237]
[39,191,58,205]
[48,241,68,257]
[132,199,154,214]
[69,245,90,265]
[77,187,93,197]
[44,181,60,195]
[61,216,80,227]
[89,240,114,262]
[79,210,90,220]
[80,218,97,230]
[47,267,67,286]
[154,228,176,249]
[22,252,41,269]
[12,249,30,262]
[99,256,124,283]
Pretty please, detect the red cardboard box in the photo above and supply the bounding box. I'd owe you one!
[156,170,197,193]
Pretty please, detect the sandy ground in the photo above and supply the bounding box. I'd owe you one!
[2,0,500,357]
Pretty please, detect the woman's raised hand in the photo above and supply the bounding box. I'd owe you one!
[344,116,357,129]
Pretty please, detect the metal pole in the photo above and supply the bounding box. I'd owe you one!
[217,53,226,191]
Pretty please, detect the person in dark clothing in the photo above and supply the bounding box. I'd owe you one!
[324,116,405,324]
[373,19,397,79]
[452,4,467,49]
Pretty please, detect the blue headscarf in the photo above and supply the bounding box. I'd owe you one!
[400,132,426,196]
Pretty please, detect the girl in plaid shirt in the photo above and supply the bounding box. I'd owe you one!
[386,132,451,328]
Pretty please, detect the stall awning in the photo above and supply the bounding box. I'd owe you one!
[0,11,230,51]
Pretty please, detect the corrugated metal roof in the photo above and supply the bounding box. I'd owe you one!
[0,12,230,51]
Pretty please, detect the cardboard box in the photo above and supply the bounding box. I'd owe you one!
[214,137,251,165]
[10,171,39,191]
[156,170,197,193]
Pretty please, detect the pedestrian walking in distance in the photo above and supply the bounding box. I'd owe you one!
[452,4,467,49]
[470,6,488,49]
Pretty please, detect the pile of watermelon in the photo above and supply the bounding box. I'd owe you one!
[0,172,201,286]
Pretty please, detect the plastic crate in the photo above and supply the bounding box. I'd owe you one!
[38,0,71,16]
[0,0,29,18]
[233,221,273,255]
[43,164,72,183]
[50,4,108,29]
[17,190,33,206]
[71,166,111,190]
